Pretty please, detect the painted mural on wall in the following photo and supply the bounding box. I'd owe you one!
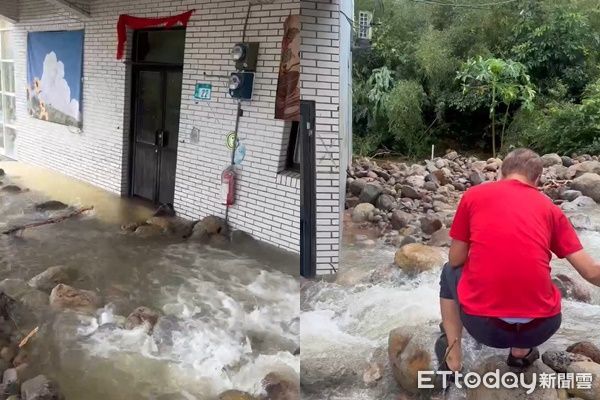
[26,30,84,128]
[275,14,301,121]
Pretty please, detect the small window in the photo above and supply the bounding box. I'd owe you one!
[286,121,300,172]
[358,11,373,40]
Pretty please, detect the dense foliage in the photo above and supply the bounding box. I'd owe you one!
[353,0,600,157]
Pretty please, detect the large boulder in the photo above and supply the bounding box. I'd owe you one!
[390,210,411,230]
[566,361,600,400]
[467,356,561,399]
[49,284,101,313]
[542,350,592,373]
[262,372,299,400]
[541,153,563,167]
[394,243,444,274]
[34,201,68,212]
[191,216,230,245]
[28,266,78,293]
[352,203,375,223]
[348,179,366,196]
[146,216,194,238]
[469,171,485,186]
[125,306,160,334]
[420,215,443,235]
[567,342,600,364]
[399,185,420,200]
[388,326,434,394]
[21,375,62,400]
[571,173,600,203]
[428,228,451,247]
[561,196,597,212]
[552,274,591,303]
[375,194,396,211]
[359,183,383,204]
[568,161,600,178]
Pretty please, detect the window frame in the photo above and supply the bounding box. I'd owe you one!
[285,120,300,172]
[0,20,15,156]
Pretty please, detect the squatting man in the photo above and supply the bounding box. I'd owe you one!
[436,148,600,377]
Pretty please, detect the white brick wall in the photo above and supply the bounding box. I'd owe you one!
[9,0,338,254]
[301,0,342,273]
[0,1,19,22]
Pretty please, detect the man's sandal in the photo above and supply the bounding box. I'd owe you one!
[506,347,540,368]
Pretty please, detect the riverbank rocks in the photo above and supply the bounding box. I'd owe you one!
[394,243,444,274]
[542,350,592,373]
[428,228,451,247]
[125,306,160,333]
[390,210,411,229]
[352,203,375,223]
[376,194,396,211]
[552,274,592,303]
[359,183,383,204]
[262,372,300,400]
[566,361,600,400]
[541,153,563,167]
[571,173,600,202]
[568,160,600,178]
[218,390,258,400]
[49,284,101,313]
[388,327,434,394]
[34,201,68,212]
[467,355,561,399]
[191,215,230,246]
[420,215,443,235]
[21,375,62,400]
[28,266,78,293]
[567,342,600,364]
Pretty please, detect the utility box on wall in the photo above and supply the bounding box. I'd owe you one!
[229,72,255,100]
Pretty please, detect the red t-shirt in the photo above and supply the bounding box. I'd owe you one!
[450,179,583,318]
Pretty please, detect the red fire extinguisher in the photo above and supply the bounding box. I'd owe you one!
[221,166,236,206]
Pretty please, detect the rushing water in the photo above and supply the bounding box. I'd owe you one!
[0,161,299,400]
[301,208,600,399]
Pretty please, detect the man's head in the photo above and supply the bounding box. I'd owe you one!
[500,148,543,185]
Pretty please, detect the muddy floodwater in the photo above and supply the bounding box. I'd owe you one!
[301,209,600,400]
[0,161,299,400]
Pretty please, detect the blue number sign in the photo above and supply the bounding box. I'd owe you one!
[194,83,212,101]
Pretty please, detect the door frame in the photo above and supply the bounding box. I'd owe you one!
[300,100,317,278]
[127,27,185,202]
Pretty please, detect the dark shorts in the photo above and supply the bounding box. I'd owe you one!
[439,263,561,349]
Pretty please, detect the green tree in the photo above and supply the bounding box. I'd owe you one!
[457,57,535,157]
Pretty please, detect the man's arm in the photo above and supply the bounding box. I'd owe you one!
[566,249,600,286]
[449,239,469,268]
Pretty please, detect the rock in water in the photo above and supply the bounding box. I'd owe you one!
[262,372,299,400]
[191,215,230,243]
[566,361,600,400]
[394,243,444,274]
[571,173,600,202]
[388,327,434,394]
[34,201,68,212]
[352,203,375,223]
[541,153,563,167]
[21,375,62,400]
[28,266,77,293]
[125,306,160,333]
[1,186,21,194]
[467,355,561,399]
[542,350,592,373]
[133,224,164,237]
[218,390,258,400]
[567,342,600,364]
[359,183,383,204]
[552,274,591,303]
[49,284,101,313]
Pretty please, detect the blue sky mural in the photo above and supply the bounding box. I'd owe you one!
[27,30,84,127]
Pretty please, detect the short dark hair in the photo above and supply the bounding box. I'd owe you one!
[501,148,543,183]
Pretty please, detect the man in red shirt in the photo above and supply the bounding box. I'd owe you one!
[437,148,600,373]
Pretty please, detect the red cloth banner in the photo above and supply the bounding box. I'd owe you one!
[275,14,301,121]
[116,10,195,60]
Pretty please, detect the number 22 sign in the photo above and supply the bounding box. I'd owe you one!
[194,83,212,101]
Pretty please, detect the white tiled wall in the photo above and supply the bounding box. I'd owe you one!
[301,0,342,273]
[10,0,323,254]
